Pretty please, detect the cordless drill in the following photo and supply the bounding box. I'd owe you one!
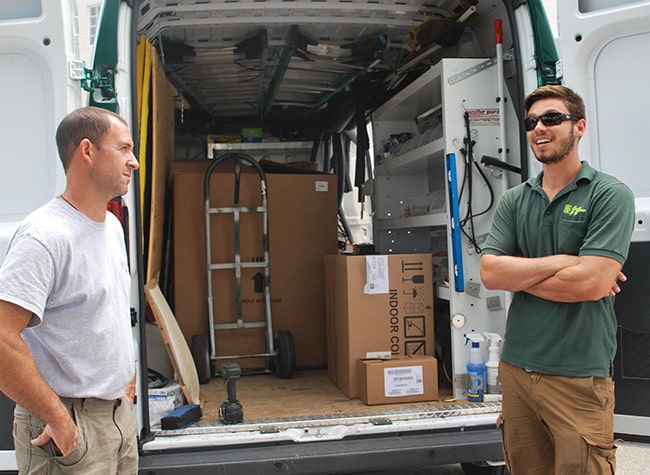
[219,362,243,424]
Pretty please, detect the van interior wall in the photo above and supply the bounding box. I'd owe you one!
[142,3,517,418]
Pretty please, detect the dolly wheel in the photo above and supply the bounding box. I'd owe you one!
[191,334,212,384]
[274,330,296,379]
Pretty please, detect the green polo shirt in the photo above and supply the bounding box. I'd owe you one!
[482,161,635,377]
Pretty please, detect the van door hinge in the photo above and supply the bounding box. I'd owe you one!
[68,60,116,99]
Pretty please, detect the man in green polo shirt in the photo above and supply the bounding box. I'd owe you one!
[480,85,635,474]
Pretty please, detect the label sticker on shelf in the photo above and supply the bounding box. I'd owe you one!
[448,57,497,85]
[467,108,500,126]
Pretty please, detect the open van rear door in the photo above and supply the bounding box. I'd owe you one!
[557,0,650,437]
[0,1,78,260]
[0,0,81,468]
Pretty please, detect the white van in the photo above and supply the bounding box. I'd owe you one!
[1,1,649,473]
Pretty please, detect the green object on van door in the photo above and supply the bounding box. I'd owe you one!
[88,0,120,112]
[529,0,561,86]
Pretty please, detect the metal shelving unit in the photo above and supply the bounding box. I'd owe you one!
[371,58,517,399]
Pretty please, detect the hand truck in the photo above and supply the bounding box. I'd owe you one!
[191,152,295,383]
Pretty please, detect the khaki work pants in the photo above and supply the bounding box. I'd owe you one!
[13,395,138,475]
[499,360,617,475]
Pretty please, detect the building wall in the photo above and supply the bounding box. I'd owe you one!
[542,0,558,37]
[75,0,99,65]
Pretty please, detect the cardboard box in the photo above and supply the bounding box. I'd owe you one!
[325,254,435,398]
[242,128,262,142]
[358,356,439,405]
[173,160,337,369]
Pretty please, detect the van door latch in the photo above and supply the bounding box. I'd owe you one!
[68,60,116,99]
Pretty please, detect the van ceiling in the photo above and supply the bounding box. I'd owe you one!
[137,0,480,138]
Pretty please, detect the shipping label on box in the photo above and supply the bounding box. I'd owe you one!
[384,364,424,397]
[364,255,389,294]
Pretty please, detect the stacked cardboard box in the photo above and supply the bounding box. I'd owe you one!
[325,254,436,398]
[173,160,337,369]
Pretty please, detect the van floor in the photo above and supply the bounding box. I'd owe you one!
[198,368,457,423]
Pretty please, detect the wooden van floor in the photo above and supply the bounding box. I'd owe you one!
[198,368,454,423]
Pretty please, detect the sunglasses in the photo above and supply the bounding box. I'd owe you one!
[524,112,581,132]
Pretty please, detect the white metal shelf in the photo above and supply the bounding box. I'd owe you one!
[374,213,447,230]
[373,58,513,402]
[372,62,443,121]
[207,141,313,159]
[374,137,445,175]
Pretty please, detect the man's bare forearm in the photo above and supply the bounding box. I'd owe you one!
[481,253,580,292]
[0,301,77,455]
[524,255,625,302]
[0,332,72,427]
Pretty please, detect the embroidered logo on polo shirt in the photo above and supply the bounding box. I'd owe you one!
[563,204,587,217]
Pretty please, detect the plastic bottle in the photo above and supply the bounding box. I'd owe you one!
[484,333,503,394]
[465,333,486,402]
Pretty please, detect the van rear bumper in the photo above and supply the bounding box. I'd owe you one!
[138,426,503,474]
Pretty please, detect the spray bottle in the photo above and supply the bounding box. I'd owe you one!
[484,333,503,395]
[464,333,486,402]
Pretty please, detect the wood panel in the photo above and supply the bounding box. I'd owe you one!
[145,279,201,405]
[146,49,175,283]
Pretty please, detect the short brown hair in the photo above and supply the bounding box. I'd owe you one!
[524,85,586,119]
[55,107,128,171]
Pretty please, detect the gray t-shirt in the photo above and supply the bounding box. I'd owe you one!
[0,198,135,400]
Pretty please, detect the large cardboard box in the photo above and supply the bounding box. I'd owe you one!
[173,160,337,369]
[358,356,439,405]
[325,254,435,398]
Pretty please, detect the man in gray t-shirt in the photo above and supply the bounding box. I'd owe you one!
[0,107,140,474]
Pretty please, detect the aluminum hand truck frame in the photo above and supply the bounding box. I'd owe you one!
[191,152,295,383]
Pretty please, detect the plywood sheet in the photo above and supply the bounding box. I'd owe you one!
[146,49,175,283]
[136,37,151,237]
[144,279,200,405]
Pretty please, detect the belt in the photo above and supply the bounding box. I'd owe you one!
[59,396,123,410]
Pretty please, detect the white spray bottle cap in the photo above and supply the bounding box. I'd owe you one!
[484,333,502,363]
[484,332,502,349]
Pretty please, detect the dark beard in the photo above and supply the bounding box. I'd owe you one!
[535,128,575,164]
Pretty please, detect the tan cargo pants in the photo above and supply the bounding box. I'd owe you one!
[499,360,617,475]
[13,395,138,475]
